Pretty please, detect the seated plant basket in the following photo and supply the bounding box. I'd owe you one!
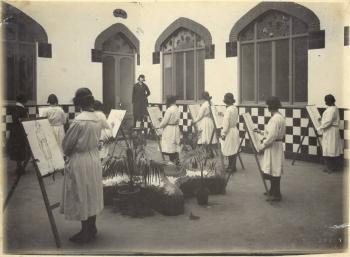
[172,170,226,198]
[142,178,184,216]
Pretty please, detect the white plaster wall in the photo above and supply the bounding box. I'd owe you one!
[8,1,348,108]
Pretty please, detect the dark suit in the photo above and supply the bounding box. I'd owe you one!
[8,104,28,161]
[132,82,150,122]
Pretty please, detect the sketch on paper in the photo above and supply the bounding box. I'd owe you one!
[38,106,50,117]
[306,105,322,131]
[242,113,264,153]
[107,109,126,138]
[211,105,226,129]
[21,119,65,176]
[147,106,163,136]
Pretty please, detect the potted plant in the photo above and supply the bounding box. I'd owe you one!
[102,129,164,214]
[180,145,217,205]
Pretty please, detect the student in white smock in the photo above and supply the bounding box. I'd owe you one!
[158,95,181,164]
[317,94,343,173]
[220,93,240,173]
[258,97,286,202]
[193,91,218,147]
[42,94,67,153]
[60,88,109,244]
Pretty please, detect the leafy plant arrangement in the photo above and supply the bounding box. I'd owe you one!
[103,129,165,192]
[180,145,218,205]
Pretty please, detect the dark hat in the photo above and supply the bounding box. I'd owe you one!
[166,95,177,106]
[138,74,145,81]
[266,96,282,111]
[223,93,235,105]
[201,91,212,101]
[73,87,94,108]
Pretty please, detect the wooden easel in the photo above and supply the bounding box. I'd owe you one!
[3,117,62,248]
[146,107,166,161]
[292,106,323,165]
[242,114,270,196]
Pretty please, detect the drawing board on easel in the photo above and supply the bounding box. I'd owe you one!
[15,118,62,247]
[306,105,322,138]
[241,113,269,194]
[107,109,126,138]
[21,118,65,176]
[188,104,200,131]
[210,105,226,129]
[147,106,163,136]
[38,106,51,117]
[242,113,264,153]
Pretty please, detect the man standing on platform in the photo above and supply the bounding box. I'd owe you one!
[132,74,150,127]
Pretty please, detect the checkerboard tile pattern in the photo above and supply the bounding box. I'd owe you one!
[2,103,348,162]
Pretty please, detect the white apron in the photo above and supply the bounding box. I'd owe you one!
[194,101,218,145]
[159,105,181,153]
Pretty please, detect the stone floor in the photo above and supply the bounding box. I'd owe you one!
[1,140,348,255]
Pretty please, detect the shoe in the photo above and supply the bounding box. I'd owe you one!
[266,196,282,202]
[69,231,83,242]
[263,191,271,196]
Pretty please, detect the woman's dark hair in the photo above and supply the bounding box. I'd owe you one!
[223,93,235,105]
[73,88,95,109]
[166,95,177,107]
[266,96,282,111]
[202,91,212,101]
[47,94,58,105]
[325,94,336,106]
[94,100,103,111]
[138,74,145,81]
[16,94,27,104]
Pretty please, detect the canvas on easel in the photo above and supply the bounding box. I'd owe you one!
[107,109,126,138]
[21,119,65,176]
[38,106,51,117]
[188,104,200,131]
[4,118,63,248]
[242,113,269,194]
[147,106,164,136]
[210,105,226,129]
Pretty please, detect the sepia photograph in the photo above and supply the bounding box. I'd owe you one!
[1,0,349,255]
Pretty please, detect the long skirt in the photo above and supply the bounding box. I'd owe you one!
[60,150,104,221]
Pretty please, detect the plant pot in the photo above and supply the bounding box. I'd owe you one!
[196,186,209,205]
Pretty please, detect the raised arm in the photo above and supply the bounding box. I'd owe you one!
[318,109,334,131]
[159,109,171,129]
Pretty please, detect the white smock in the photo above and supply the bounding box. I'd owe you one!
[317,106,343,157]
[259,112,286,177]
[159,105,181,154]
[193,101,218,145]
[220,105,240,156]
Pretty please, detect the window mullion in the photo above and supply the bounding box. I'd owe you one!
[289,17,293,104]
[254,22,258,103]
[272,41,276,96]
[194,46,198,101]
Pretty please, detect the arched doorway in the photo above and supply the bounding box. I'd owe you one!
[94,24,139,127]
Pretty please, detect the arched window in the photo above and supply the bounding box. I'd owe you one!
[2,2,49,104]
[161,28,205,102]
[239,10,308,105]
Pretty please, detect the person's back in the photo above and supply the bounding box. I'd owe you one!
[44,106,66,126]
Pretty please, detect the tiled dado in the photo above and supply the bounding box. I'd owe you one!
[2,103,348,163]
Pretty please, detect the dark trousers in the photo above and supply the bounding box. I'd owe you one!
[324,156,342,172]
[165,152,179,164]
[228,154,237,172]
[263,174,281,198]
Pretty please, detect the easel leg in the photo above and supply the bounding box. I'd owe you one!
[37,173,62,248]
[237,131,246,170]
[291,135,306,165]
[3,173,22,211]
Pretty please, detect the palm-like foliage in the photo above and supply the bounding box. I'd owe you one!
[103,130,164,192]
[181,145,217,184]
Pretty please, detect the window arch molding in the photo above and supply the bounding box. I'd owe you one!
[155,17,212,52]
[229,2,320,42]
[92,23,140,64]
